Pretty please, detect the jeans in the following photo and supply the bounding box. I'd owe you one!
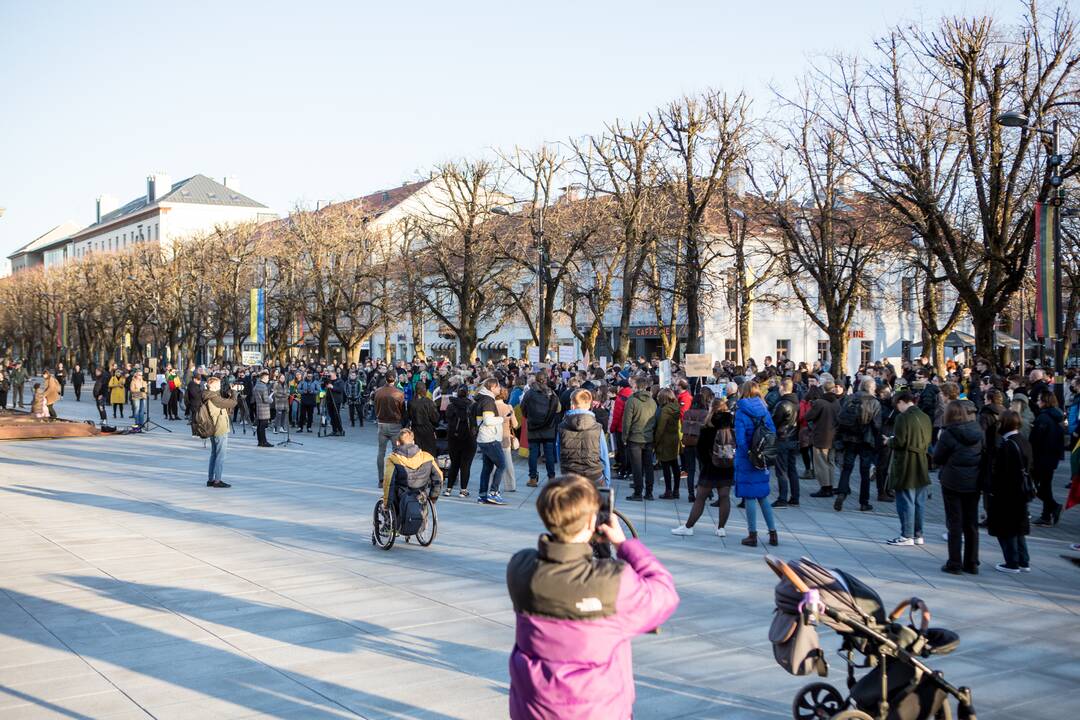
[774,440,800,502]
[96,396,107,421]
[627,441,655,496]
[134,399,146,426]
[746,496,776,532]
[273,408,287,432]
[895,486,927,539]
[208,434,228,482]
[300,404,315,430]
[477,441,506,498]
[660,459,681,495]
[837,444,875,505]
[500,447,517,491]
[681,447,697,492]
[812,447,833,487]
[997,534,1030,569]
[377,422,402,480]
[942,489,979,569]
[528,440,557,481]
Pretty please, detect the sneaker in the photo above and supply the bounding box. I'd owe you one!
[942,532,949,542]
[809,488,834,498]
[995,563,1021,574]
[1019,565,1031,573]
[913,536,925,545]
[787,499,800,507]
[940,563,963,575]
[771,499,789,508]
[833,494,847,511]
[625,494,643,502]
[886,536,914,546]
[715,528,727,538]
[485,495,507,506]
[671,525,694,536]
[208,481,231,488]
[459,489,469,498]
[443,488,451,497]
[858,504,874,512]
[477,496,488,504]
[526,478,539,487]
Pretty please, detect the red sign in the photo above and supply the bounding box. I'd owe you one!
[848,330,866,339]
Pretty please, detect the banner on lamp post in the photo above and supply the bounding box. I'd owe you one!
[1034,202,1058,340]
[249,288,266,344]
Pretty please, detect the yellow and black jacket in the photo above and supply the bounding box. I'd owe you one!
[382,443,444,503]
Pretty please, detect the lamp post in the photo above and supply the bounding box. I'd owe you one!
[997,102,1080,402]
[492,202,549,360]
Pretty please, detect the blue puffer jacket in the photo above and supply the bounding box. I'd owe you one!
[734,397,775,499]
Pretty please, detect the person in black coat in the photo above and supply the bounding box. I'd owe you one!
[185,374,204,436]
[71,364,84,402]
[444,388,476,496]
[408,387,441,457]
[988,410,1033,573]
[1030,392,1065,526]
[932,400,985,574]
[91,368,108,422]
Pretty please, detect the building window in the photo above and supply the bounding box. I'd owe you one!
[817,340,829,363]
[901,277,914,312]
[724,339,737,362]
[776,339,790,361]
[860,340,873,367]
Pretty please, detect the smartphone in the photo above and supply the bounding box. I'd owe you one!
[597,487,613,528]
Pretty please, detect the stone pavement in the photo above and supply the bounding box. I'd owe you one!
[0,393,1078,719]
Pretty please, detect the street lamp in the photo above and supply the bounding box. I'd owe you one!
[491,202,550,360]
[997,101,1080,399]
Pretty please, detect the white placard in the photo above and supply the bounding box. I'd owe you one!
[704,383,726,398]
[684,353,713,377]
[241,350,263,366]
[527,346,540,365]
[599,356,609,370]
[659,359,672,387]
[558,345,576,364]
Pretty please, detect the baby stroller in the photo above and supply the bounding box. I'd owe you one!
[433,421,450,471]
[765,556,976,720]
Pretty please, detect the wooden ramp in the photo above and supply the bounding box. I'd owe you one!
[0,409,102,440]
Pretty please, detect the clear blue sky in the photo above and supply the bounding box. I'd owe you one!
[0,0,1011,260]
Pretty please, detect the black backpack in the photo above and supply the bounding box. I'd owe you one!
[192,403,217,439]
[527,390,557,430]
[448,400,476,440]
[749,415,777,469]
[397,489,425,535]
[837,395,860,434]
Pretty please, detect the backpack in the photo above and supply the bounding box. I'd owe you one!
[448,400,476,440]
[712,426,736,469]
[397,489,425,535]
[682,410,706,448]
[527,390,557,431]
[837,395,860,434]
[192,403,218,439]
[749,415,778,469]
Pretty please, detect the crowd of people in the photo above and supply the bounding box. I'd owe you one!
[4,350,1079,571]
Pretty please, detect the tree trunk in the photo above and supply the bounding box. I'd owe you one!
[684,262,702,355]
[971,309,996,365]
[932,336,947,378]
[829,329,848,380]
[383,322,392,363]
[410,307,425,360]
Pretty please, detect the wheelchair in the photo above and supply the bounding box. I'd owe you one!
[371,488,438,550]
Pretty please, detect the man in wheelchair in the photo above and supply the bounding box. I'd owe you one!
[382,428,443,518]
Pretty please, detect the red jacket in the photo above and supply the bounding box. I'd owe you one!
[610,386,634,432]
[677,390,692,419]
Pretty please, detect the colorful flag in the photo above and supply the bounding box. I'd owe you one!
[1034,201,1058,339]
[249,288,266,344]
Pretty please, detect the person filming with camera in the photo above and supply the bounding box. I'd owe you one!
[505,474,679,720]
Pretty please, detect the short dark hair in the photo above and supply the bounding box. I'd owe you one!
[894,391,915,406]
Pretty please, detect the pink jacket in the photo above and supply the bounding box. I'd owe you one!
[507,539,679,720]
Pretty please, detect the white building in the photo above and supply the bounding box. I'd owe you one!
[6,221,82,273]
[69,173,276,258]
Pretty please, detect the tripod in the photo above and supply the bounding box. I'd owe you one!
[139,391,171,433]
[277,399,303,447]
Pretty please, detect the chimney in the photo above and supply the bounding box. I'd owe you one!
[726,168,747,197]
[146,172,171,204]
[96,194,118,223]
[223,176,239,191]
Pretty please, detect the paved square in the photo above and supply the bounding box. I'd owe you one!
[1,395,1078,719]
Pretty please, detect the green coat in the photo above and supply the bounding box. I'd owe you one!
[622,390,657,444]
[654,401,682,462]
[887,406,932,491]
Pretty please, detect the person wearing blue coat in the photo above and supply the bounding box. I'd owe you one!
[735,381,779,547]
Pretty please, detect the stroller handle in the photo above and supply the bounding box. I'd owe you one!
[764,555,810,593]
[889,597,931,633]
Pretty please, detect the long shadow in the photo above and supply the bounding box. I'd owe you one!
[59,574,511,685]
[0,587,465,720]
[0,685,96,719]
[0,485,516,581]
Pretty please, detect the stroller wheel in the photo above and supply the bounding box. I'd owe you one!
[829,712,873,720]
[793,682,845,720]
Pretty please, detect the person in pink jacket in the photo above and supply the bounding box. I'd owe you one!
[506,474,679,720]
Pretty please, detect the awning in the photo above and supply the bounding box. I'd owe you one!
[429,341,455,352]
[912,330,1035,350]
[479,341,508,350]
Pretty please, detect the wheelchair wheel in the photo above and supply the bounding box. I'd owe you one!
[792,682,845,720]
[415,495,438,547]
[371,499,396,550]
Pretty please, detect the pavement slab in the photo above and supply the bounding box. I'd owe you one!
[1,394,1078,719]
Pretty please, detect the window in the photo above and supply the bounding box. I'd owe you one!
[860,340,873,367]
[776,339,791,361]
[901,277,914,312]
[817,340,829,363]
[724,339,737,362]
